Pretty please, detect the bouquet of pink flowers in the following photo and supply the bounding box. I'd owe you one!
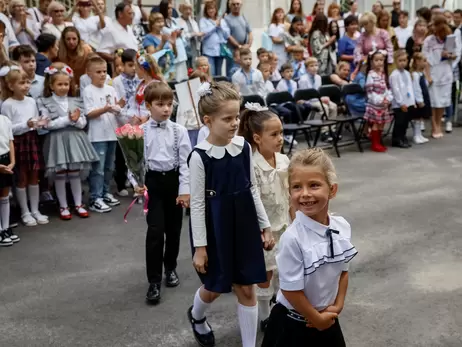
[115,124,145,187]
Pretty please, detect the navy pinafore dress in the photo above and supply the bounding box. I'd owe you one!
[190,140,267,293]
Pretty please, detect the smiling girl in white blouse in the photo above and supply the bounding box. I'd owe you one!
[262,148,358,347]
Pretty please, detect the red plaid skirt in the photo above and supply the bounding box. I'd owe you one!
[14,131,44,172]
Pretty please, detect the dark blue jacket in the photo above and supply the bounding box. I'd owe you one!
[35,53,51,76]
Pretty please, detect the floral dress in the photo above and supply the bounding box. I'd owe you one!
[364,70,393,124]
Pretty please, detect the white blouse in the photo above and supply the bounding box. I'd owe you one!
[253,150,290,233]
[189,136,271,247]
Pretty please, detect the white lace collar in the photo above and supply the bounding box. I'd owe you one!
[296,210,331,237]
[195,136,245,159]
[253,150,288,172]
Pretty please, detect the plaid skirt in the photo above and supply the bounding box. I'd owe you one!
[14,131,44,173]
[364,103,392,124]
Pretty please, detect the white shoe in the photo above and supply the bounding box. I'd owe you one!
[22,213,37,226]
[413,136,425,144]
[445,121,453,133]
[32,212,49,224]
[419,134,429,143]
[89,198,112,213]
[117,189,129,197]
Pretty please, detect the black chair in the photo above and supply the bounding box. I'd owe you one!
[168,80,177,90]
[272,80,279,89]
[319,84,364,153]
[321,75,332,86]
[294,89,340,157]
[242,94,265,106]
[214,76,229,82]
[266,91,311,155]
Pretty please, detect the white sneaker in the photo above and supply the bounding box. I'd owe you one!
[32,212,49,224]
[117,189,129,197]
[445,121,453,133]
[89,198,112,213]
[419,134,429,143]
[22,212,37,226]
[103,193,120,206]
[413,136,425,144]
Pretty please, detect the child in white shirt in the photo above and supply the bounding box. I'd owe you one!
[394,11,413,49]
[84,56,124,213]
[276,63,297,96]
[258,62,275,99]
[232,48,266,96]
[80,54,112,97]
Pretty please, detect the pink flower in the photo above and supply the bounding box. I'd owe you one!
[115,128,123,138]
[133,125,144,139]
[120,124,132,137]
[127,128,135,139]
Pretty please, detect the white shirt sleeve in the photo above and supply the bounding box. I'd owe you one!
[277,230,305,291]
[83,87,98,114]
[298,75,309,90]
[248,145,271,230]
[96,29,114,54]
[189,150,207,247]
[389,72,403,107]
[1,102,29,135]
[412,72,424,103]
[177,126,192,195]
[314,75,322,90]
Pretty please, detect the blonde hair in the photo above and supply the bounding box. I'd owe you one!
[0,62,24,100]
[47,0,65,15]
[289,148,338,187]
[305,57,318,67]
[359,11,377,27]
[198,81,240,121]
[148,12,164,32]
[394,49,407,61]
[411,52,425,72]
[377,9,391,30]
[335,61,350,74]
[195,56,211,78]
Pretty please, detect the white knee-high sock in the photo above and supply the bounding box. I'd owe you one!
[256,283,274,322]
[54,174,68,208]
[413,121,421,138]
[68,172,82,206]
[237,303,258,347]
[15,187,30,216]
[0,196,10,230]
[191,288,212,335]
[27,184,40,214]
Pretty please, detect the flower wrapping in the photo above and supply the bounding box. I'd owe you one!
[116,124,145,187]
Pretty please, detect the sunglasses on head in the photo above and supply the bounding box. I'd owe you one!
[79,2,92,6]
[54,9,65,12]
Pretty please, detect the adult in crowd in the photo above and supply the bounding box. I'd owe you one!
[371,1,383,16]
[58,26,92,88]
[9,0,40,51]
[327,2,344,36]
[268,7,287,68]
[306,1,324,32]
[286,0,305,25]
[377,9,398,51]
[199,0,228,77]
[151,0,178,18]
[28,0,51,28]
[338,15,359,72]
[423,14,455,138]
[354,12,393,68]
[405,18,427,68]
[92,0,112,48]
[223,0,252,77]
[391,0,400,27]
[394,10,412,48]
[97,2,138,62]
[35,33,58,75]
[124,0,148,45]
[143,12,175,54]
[177,2,202,70]
[69,0,106,49]
[284,16,305,56]
[42,1,74,40]
[0,3,19,52]
[417,6,432,24]
[309,13,336,75]
[454,9,462,30]
[159,0,188,81]
[343,0,360,19]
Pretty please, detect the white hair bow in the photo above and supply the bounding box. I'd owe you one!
[197,82,212,98]
[44,65,74,78]
[369,49,387,57]
[244,102,268,112]
[0,65,20,77]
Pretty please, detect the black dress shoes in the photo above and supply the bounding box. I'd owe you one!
[392,140,409,148]
[165,270,180,287]
[187,306,215,347]
[146,283,161,304]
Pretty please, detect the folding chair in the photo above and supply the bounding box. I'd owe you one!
[214,76,229,82]
[266,91,311,155]
[168,80,177,90]
[319,84,363,153]
[294,89,340,157]
[321,75,332,86]
[242,94,265,106]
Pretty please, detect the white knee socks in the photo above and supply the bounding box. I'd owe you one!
[15,187,30,216]
[54,173,68,208]
[0,196,10,230]
[27,185,40,214]
[256,283,274,322]
[191,288,212,335]
[68,172,82,206]
[237,303,258,347]
[413,121,422,138]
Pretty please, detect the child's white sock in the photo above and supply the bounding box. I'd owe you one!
[413,121,421,138]
[191,288,212,335]
[237,303,258,347]
[0,196,10,230]
[54,174,68,208]
[27,184,40,214]
[68,172,82,206]
[15,187,30,216]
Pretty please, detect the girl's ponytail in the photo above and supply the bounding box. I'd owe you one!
[237,104,279,148]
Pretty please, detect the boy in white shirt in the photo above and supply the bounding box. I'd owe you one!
[394,11,413,49]
[290,46,307,80]
[258,62,275,98]
[232,48,266,96]
[84,56,125,213]
[276,63,297,96]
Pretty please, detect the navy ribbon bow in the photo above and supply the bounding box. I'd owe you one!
[326,228,340,258]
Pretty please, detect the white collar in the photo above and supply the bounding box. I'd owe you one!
[196,136,244,159]
[296,210,331,237]
[253,150,286,172]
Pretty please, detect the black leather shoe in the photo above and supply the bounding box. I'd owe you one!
[165,270,180,287]
[392,140,409,148]
[403,138,412,147]
[146,283,161,304]
[187,306,215,347]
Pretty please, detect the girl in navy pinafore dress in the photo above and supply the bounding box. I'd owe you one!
[187,81,274,347]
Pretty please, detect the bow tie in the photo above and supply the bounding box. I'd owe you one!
[151,120,167,129]
[326,228,340,258]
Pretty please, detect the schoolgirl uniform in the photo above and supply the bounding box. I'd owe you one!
[189,136,270,293]
[411,71,432,120]
[262,211,358,347]
[128,118,191,301]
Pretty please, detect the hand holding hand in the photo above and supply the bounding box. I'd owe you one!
[193,247,208,274]
[309,312,338,331]
[69,109,80,122]
[27,118,37,129]
[0,164,13,174]
[400,105,408,112]
[261,228,275,251]
[7,162,15,172]
[176,194,190,208]
[117,97,126,108]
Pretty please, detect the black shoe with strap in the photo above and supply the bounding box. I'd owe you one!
[165,270,180,287]
[146,283,161,304]
[187,306,215,347]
